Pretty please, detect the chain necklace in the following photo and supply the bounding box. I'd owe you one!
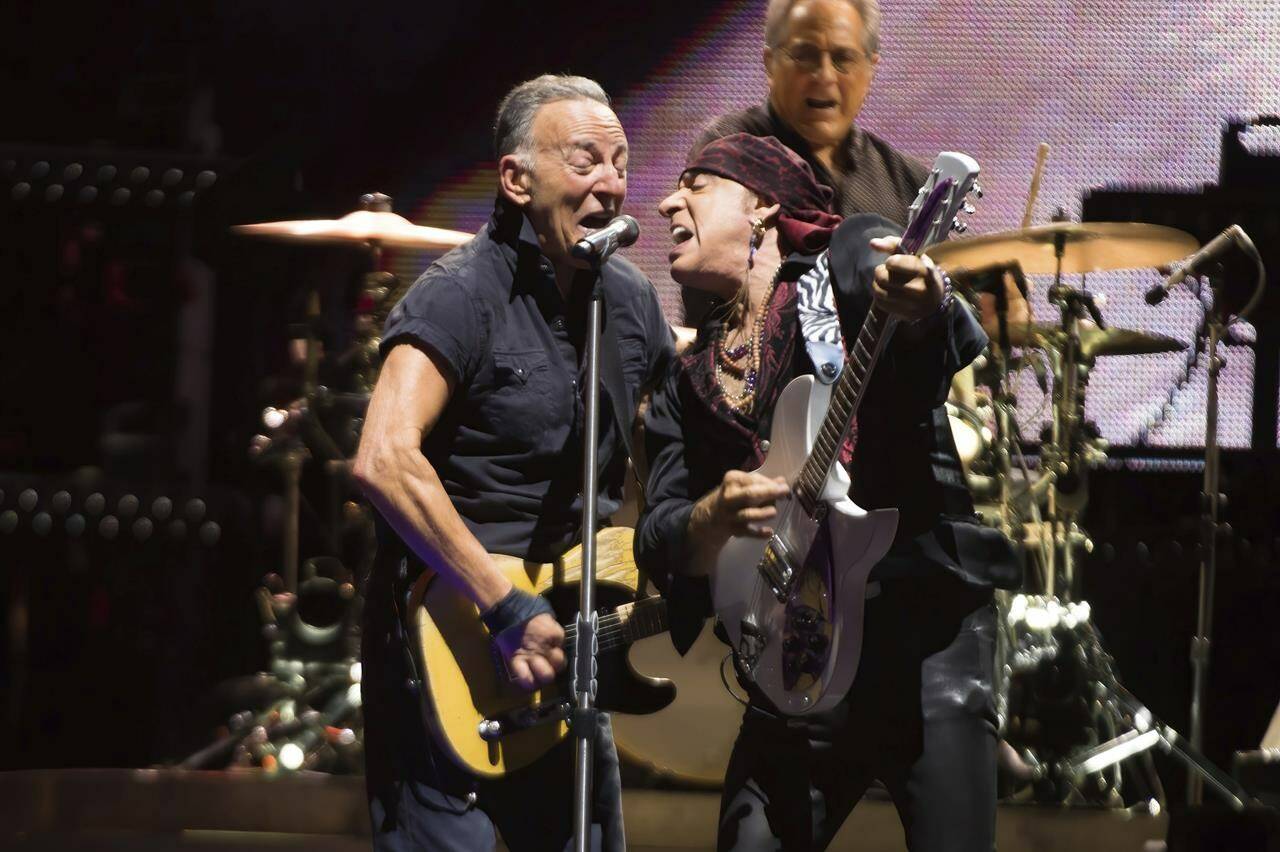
[715,263,783,412]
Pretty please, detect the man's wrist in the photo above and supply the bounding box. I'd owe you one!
[480,586,554,638]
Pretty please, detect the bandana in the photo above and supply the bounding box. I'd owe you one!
[684,133,842,255]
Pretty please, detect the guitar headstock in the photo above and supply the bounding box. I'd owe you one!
[900,151,981,256]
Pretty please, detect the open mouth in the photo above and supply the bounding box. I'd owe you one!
[579,213,614,233]
[670,225,693,245]
[805,98,838,110]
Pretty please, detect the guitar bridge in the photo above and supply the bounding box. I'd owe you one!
[478,699,571,742]
[759,535,798,602]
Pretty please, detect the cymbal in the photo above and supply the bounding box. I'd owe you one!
[234,209,472,250]
[1004,321,1187,357]
[926,222,1198,275]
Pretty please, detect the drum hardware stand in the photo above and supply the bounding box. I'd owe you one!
[1062,623,1250,810]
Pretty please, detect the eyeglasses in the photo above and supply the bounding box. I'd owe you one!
[778,43,870,75]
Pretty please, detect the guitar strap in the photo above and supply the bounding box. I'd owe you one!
[794,250,845,385]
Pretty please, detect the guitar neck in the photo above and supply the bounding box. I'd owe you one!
[564,595,668,650]
[794,304,896,512]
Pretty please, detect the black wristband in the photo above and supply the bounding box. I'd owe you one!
[480,586,554,638]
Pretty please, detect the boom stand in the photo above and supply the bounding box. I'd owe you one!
[572,265,604,852]
[1187,269,1232,805]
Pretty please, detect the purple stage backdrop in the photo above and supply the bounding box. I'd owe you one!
[396,0,1280,449]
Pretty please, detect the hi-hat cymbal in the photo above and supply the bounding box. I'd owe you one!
[234,209,472,250]
[1002,321,1186,357]
[927,222,1198,275]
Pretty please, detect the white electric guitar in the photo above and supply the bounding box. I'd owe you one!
[711,152,982,715]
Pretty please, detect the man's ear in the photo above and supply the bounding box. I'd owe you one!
[763,46,775,83]
[758,201,783,229]
[498,154,532,207]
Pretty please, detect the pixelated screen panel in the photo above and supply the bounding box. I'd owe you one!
[395,0,1280,449]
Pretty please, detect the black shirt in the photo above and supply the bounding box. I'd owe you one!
[377,201,674,566]
[693,103,931,226]
[636,216,1021,652]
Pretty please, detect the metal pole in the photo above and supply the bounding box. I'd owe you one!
[1188,315,1223,806]
[572,272,604,852]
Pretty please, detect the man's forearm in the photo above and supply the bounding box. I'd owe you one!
[355,445,511,609]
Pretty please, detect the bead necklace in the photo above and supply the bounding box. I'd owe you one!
[714,263,782,412]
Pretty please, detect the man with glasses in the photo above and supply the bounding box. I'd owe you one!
[693,0,927,226]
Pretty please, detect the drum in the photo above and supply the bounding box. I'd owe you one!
[996,594,1124,804]
[946,400,992,471]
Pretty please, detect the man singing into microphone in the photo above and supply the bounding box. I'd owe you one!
[353,74,674,851]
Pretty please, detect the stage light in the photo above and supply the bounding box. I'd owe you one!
[118,494,139,517]
[133,518,154,541]
[169,520,187,539]
[151,496,172,520]
[262,407,287,429]
[0,511,17,534]
[44,184,63,202]
[99,516,120,540]
[178,191,195,207]
[18,489,38,511]
[186,498,206,521]
[110,188,131,205]
[130,166,150,183]
[145,190,164,207]
[66,514,86,537]
[10,183,29,201]
[51,491,71,513]
[347,683,362,707]
[279,742,305,771]
[78,186,98,204]
[97,164,116,182]
[32,513,52,536]
[85,493,105,515]
[63,163,83,181]
[336,728,356,745]
[30,161,49,179]
[162,168,183,186]
[349,662,362,684]
[199,521,220,547]
[195,170,217,189]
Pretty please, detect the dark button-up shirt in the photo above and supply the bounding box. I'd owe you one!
[377,202,673,566]
[693,103,931,226]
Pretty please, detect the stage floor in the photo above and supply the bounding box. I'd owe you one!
[3,769,1167,851]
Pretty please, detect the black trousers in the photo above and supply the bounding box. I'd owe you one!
[718,576,998,852]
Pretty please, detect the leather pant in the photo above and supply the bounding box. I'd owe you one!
[718,575,998,852]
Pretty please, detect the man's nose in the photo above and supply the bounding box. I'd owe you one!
[658,190,683,218]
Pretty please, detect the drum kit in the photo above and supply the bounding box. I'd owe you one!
[930,218,1252,807]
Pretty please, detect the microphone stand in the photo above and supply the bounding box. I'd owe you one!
[572,259,605,852]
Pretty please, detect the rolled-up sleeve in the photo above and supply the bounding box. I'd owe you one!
[380,271,486,386]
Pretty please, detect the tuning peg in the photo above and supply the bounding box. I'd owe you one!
[952,220,968,234]
[963,202,977,215]
[971,181,984,198]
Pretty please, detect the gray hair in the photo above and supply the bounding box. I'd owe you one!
[764,0,881,56]
[493,74,611,163]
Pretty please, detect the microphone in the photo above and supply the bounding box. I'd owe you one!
[571,214,639,265]
[1145,225,1249,305]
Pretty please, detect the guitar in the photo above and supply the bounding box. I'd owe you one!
[710,152,982,715]
[409,526,674,778]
